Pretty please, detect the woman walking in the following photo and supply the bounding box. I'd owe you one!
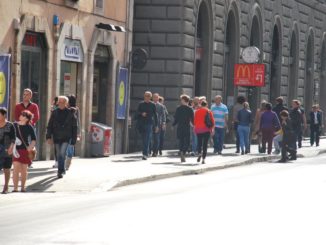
[0,108,16,194]
[253,100,267,153]
[194,100,215,164]
[260,103,280,154]
[12,110,36,192]
[237,102,252,155]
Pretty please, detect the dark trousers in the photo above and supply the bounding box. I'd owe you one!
[152,130,160,154]
[310,124,320,146]
[213,127,225,153]
[197,132,210,159]
[159,129,166,151]
[234,123,240,151]
[141,124,153,156]
[179,132,190,154]
[293,126,302,149]
[261,128,274,154]
[281,142,296,160]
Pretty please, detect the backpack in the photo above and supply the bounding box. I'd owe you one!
[205,111,213,128]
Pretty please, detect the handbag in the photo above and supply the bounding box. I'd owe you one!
[204,111,213,128]
[17,125,37,161]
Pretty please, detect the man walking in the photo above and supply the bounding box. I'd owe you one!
[211,95,228,155]
[232,95,246,153]
[158,96,169,155]
[290,100,307,149]
[136,91,158,160]
[15,88,40,127]
[272,96,288,122]
[309,104,322,146]
[46,96,77,178]
[152,93,166,157]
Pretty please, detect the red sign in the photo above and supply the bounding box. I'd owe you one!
[234,64,265,87]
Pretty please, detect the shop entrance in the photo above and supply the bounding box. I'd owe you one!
[60,61,78,96]
[21,31,47,159]
[92,45,110,124]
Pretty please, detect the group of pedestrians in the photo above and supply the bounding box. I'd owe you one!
[137,91,323,164]
[0,88,80,194]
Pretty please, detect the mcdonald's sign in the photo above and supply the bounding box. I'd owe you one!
[234,64,265,87]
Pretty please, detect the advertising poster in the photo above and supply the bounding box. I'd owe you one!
[116,67,129,119]
[0,54,11,111]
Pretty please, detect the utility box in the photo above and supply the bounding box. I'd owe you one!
[89,122,112,157]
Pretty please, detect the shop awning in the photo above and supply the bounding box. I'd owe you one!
[95,23,126,32]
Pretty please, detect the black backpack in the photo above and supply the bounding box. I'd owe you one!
[205,111,213,128]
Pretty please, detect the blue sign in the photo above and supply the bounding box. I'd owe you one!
[0,54,11,111]
[116,67,128,119]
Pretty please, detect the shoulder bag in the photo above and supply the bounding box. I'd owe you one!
[17,125,37,160]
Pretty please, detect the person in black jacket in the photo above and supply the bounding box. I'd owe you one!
[173,94,194,163]
[46,96,77,178]
[272,96,288,122]
[278,110,297,163]
[309,104,323,147]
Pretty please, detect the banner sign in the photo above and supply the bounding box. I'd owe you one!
[234,64,265,87]
[61,39,84,63]
[0,54,11,110]
[116,67,129,119]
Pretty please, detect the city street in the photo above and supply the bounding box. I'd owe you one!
[1,154,326,245]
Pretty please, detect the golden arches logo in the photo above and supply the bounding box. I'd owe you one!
[0,72,6,104]
[237,65,251,78]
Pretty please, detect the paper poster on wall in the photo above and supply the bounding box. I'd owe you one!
[116,67,129,119]
[0,54,11,114]
[64,73,71,95]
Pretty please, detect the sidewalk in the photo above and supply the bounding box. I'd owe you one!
[4,139,326,193]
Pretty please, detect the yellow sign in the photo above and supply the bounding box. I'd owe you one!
[237,65,251,78]
[119,81,125,106]
[0,72,6,104]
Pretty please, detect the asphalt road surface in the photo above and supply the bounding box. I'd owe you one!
[1,155,326,245]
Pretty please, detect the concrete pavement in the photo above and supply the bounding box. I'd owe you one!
[2,139,326,193]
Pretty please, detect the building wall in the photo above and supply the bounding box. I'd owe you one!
[130,0,326,151]
[0,0,133,159]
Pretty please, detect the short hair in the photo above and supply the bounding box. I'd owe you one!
[144,91,152,97]
[58,96,69,104]
[292,100,301,106]
[312,104,319,109]
[201,100,208,107]
[215,95,222,100]
[280,110,289,117]
[260,100,267,109]
[180,94,190,103]
[0,107,7,116]
[68,94,77,107]
[158,96,164,102]
[199,96,207,101]
[24,88,33,95]
[265,103,272,110]
[243,102,250,109]
[21,110,34,123]
[276,97,284,104]
[237,95,246,104]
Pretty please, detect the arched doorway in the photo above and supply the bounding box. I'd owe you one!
[320,37,326,131]
[270,24,282,102]
[249,14,262,113]
[288,30,299,105]
[224,9,239,108]
[304,32,314,113]
[194,1,212,99]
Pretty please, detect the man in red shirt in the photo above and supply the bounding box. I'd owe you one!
[14,89,40,126]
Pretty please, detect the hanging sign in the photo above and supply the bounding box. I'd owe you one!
[61,39,84,62]
[234,64,265,87]
[0,54,11,110]
[116,67,129,119]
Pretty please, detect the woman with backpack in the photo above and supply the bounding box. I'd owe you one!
[194,100,215,164]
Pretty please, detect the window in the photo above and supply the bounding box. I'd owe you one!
[96,0,103,8]
[94,0,104,15]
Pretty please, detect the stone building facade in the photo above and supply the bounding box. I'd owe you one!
[0,0,134,159]
[130,0,326,151]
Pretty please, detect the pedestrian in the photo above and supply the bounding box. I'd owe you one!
[272,96,288,122]
[194,100,215,164]
[151,93,166,157]
[158,96,169,155]
[232,95,246,153]
[12,110,36,192]
[65,95,81,170]
[237,102,252,155]
[46,96,78,178]
[278,110,297,162]
[0,108,16,194]
[136,91,158,160]
[211,95,228,155]
[51,96,59,168]
[14,88,40,127]
[253,100,267,153]
[190,97,200,156]
[260,103,281,154]
[173,95,194,162]
[309,104,322,147]
[289,100,307,149]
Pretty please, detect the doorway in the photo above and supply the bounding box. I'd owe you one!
[270,25,281,103]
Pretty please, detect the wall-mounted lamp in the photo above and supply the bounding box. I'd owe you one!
[13,18,20,31]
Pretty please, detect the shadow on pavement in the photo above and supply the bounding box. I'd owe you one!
[27,168,57,180]
[26,176,58,192]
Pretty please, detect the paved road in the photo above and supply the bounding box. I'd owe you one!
[1,155,326,245]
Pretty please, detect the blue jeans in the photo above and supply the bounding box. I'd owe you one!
[213,127,225,153]
[55,142,69,174]
[141,124,153,156]
[237,125,250,152]
[152,130,160,154]
[66,144,75,158]
[191,127,197,153]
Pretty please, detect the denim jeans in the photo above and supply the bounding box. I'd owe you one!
[191,127,198,153]
[66,144,75,158]
[237,125,250,152]
[159,129,166,151]
[55,142,69,174]
[141,124,153,156]
[152,130,160,154]
[273,134,283,151]
[213,127,225,153]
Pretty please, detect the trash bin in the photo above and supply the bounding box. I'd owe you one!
[89,122,112,157]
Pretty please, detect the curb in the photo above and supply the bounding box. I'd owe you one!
[107,149,326,191]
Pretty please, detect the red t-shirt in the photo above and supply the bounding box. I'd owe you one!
[14,102,40,126]
[194,107,215,134]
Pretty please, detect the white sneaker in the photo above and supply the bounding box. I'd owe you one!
[52,161,58,168]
